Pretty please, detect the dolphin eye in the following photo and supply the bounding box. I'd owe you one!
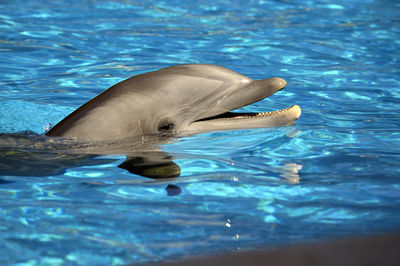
[158,120,175,132]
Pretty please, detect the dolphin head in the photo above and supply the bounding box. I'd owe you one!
[46,64,301,140]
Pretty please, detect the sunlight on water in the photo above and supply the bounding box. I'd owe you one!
[0,0,399,264]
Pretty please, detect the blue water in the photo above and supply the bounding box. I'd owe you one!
[1,0,400,264]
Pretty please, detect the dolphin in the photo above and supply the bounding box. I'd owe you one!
[46,64,301,140]
[1,65,301,181]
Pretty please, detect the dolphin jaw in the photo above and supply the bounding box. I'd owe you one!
[181,104,301,135]
[180,77,300,134]
[196,104,301,121]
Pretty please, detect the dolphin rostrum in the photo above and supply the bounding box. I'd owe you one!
[46,64,301,140]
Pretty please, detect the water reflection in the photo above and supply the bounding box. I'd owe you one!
[278,163,303,184]
[0,133,182,186]
[0,133,302,197]
[118,152,181,179]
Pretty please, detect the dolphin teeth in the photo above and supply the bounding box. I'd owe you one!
[196,106,298,122]
[230,105,295,119]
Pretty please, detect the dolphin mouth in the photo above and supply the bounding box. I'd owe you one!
[181,76,301,135]
[196,105,301,122]
[185,104,301,134]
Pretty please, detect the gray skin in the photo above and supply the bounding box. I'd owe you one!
[46,64,301,141]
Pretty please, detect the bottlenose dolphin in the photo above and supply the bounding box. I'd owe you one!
[46,64,301,140]
[0,65,301,181]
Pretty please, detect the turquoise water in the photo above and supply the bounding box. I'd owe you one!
[1,0,400,264]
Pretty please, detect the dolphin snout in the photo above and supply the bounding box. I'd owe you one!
[271,77,287,91]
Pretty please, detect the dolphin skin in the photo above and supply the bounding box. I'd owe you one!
[46,64,301,140]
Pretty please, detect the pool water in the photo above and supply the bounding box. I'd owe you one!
[1,0,400,264]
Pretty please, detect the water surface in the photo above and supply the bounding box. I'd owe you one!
[0,0,399,265]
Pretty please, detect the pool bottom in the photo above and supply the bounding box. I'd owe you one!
[152,231,400,266]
